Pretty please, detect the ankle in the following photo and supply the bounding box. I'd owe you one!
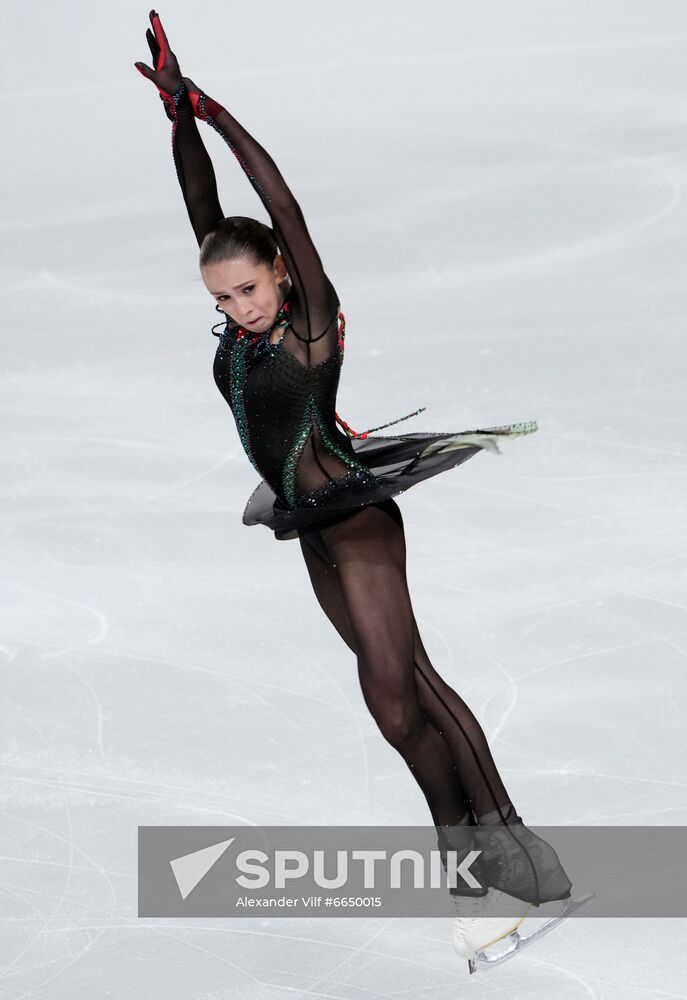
[476,803,523,826]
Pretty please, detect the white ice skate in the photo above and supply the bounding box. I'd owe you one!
[451,888,596,974]
[452,889,531,970]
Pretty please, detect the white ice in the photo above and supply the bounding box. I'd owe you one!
[2,0,687,996]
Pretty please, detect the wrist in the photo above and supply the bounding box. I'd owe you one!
[159,78,187,119]
[182,80,225,122]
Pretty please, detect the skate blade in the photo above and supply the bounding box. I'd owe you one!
[454,904,532,966]
[471,892,596,972]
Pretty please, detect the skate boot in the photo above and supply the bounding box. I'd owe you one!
[475,819,573,905]
[457,818,596,972]
[455,887,596,973]
[437,822,488,898]
[451,888,532,973]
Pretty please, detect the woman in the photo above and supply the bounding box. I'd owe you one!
[134,9,577,964]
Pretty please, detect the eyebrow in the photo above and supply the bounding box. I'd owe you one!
[210,280,256,295]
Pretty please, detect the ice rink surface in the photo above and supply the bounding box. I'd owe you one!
[3,0,687,995]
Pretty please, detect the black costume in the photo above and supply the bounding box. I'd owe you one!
[164,79,537,541]
[159,76,572,907]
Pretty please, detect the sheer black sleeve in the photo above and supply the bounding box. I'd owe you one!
[184,84,340,368]
[165,88,225,248]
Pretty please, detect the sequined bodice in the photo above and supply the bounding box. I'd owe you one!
[213,300,374,508]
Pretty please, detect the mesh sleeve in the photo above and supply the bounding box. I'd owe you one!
[190,87,340,368]
[164,87,225,248]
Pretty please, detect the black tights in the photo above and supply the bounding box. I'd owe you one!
[297,498,518,831]
[296,498,575,905]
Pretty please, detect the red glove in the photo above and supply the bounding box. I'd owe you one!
[134,9,184,120]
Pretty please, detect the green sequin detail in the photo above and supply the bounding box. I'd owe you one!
[228,334,262,476]
[282,397,374,508]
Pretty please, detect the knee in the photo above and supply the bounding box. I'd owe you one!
[371,699,424,748]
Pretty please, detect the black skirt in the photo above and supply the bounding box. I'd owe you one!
[241,419,538,541]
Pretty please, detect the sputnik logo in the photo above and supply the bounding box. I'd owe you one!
[170,837,235,900]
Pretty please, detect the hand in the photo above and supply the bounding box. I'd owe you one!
[134,9,182,99]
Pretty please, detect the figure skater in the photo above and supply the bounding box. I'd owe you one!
[135,10,591,972]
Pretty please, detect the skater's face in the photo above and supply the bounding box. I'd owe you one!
[202,253,290,332]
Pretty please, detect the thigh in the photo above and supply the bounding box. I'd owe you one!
[299,502,447,684]
[317,501,415,690]
[298,527,357,652]
[317,498,406,572]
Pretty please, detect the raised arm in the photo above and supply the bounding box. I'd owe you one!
[183,78,339,355]
[136,10,339,364]
[135,11,223,247]
[163,86,225,247]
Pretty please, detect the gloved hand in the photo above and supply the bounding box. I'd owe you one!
[134,9,184,120]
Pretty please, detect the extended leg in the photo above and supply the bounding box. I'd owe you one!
[297,503,573,904]
[297,502,519,824]
[302,503,471,832]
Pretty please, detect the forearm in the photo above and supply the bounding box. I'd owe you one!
[167,88,224,246]
[195,89,296,217]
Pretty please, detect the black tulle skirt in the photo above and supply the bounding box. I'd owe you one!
[241,419,538,541]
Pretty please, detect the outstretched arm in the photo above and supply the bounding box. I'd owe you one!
[135,11,224,247]
[185,79,338,337]
[136,10,339,357]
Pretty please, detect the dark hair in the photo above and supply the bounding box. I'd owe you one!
[199,216,279,269]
